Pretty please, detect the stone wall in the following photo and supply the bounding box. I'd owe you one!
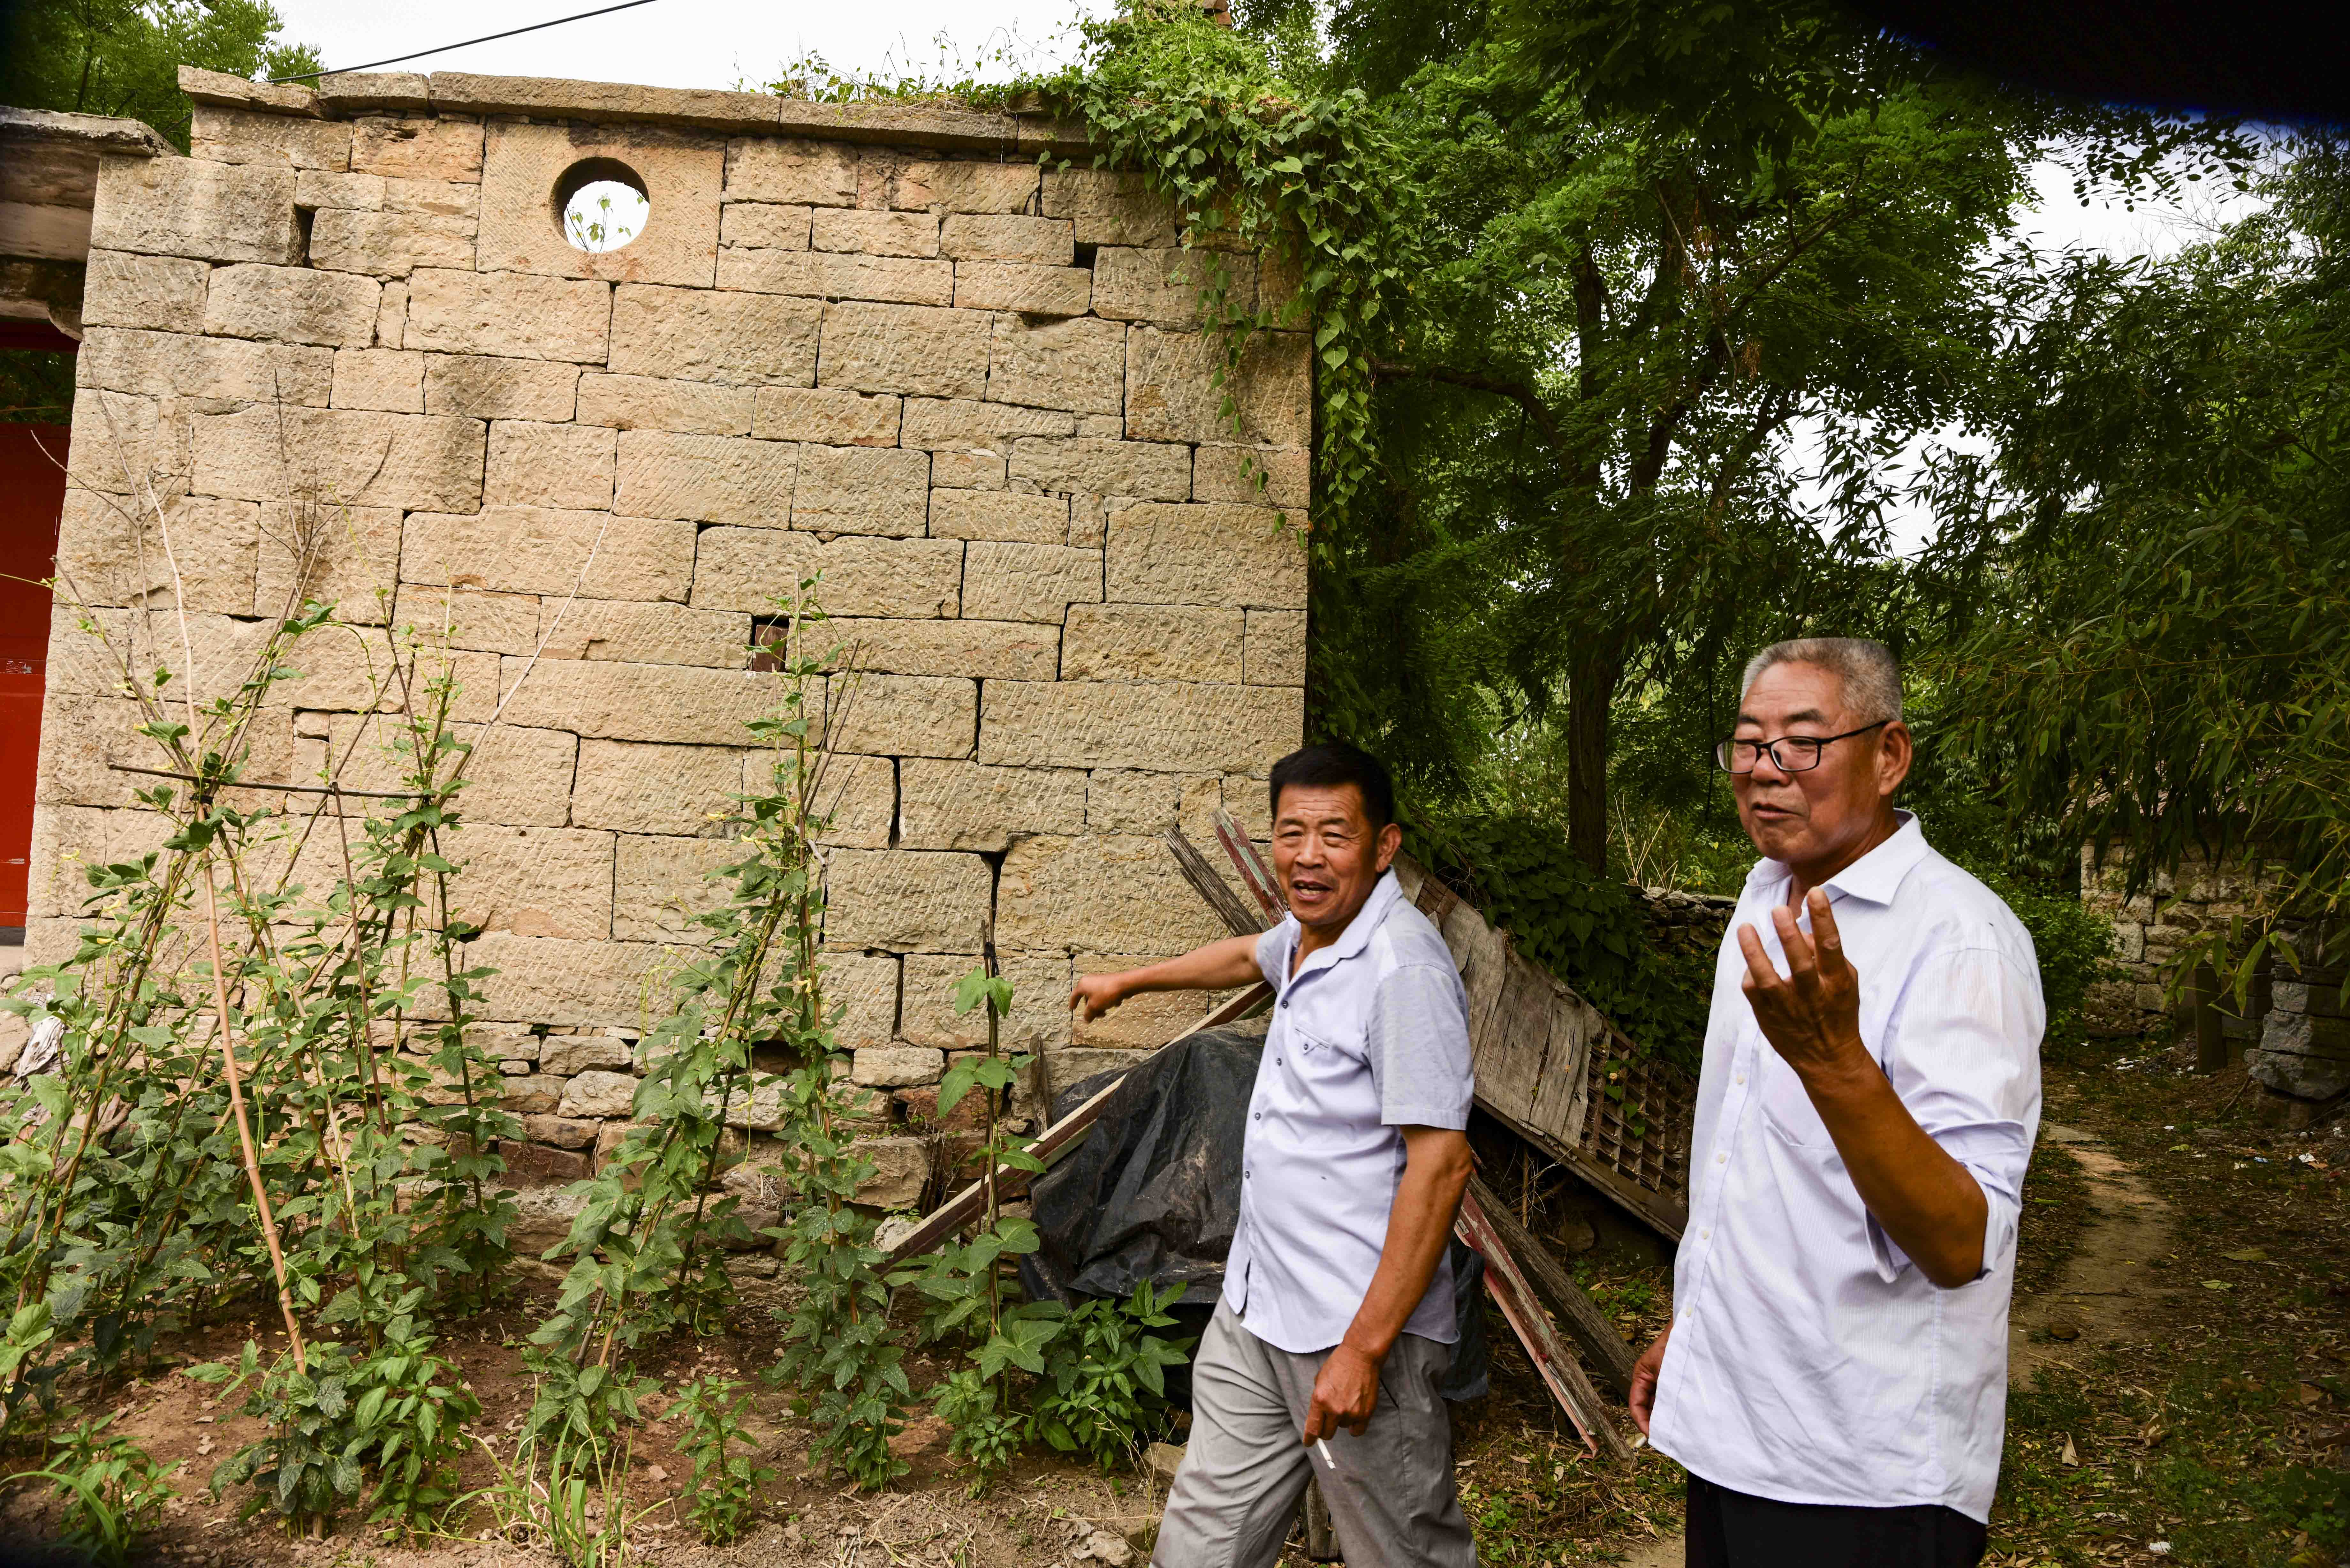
[2080,845,2277,1033]
[1633,886,1734,960]
[30,67,1308,1200]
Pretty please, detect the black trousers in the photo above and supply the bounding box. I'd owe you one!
[1684,1472,1988,1567]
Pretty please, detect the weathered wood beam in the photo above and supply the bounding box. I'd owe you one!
[1466,1175,1639,1398]
[1458,1185,1632,1460]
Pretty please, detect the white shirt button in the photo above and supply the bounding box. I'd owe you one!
[1717,1152,1728,1164]
[1736,1074,1747,1085]
[1701,1228,1711,1240]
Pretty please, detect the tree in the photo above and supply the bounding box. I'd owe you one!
[1917,135,2350,988]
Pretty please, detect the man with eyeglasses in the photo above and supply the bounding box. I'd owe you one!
[1630,638,2043,1568]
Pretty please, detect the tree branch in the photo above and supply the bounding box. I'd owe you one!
[1368,360,1563,448]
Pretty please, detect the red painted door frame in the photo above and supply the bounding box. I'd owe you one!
[0,423,68,932]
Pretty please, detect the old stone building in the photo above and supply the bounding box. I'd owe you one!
[28,67,1311,1197]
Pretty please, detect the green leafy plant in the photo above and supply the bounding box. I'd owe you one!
[192,1339,365,1530]
[674,1377,777,1543]
[347,1318,481,1535]
[15,1413,178,1567]
[1029,1283,1194,1472]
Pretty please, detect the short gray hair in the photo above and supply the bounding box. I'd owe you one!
[1740,638,1904,724]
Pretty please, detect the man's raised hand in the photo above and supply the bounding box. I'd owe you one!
[1735,887,1866,1078]
[1068,973,1126,1022]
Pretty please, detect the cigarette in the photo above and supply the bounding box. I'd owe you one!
[1316,1438,1336,1468]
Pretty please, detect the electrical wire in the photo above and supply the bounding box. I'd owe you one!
[270,0,665,82]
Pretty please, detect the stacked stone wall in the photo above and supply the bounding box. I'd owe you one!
[31,69,1308,1203]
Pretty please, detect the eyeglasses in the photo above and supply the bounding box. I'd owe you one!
[1714,720,1891,775]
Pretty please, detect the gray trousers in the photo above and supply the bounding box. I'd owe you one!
[1154,1301,1476,1568]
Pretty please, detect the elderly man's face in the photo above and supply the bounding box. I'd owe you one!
[1272,782,1401,934]
[1731,661,1911,872]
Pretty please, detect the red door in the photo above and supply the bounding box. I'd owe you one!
[0,423,67,933]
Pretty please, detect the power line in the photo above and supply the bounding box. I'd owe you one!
[271,0,665,83]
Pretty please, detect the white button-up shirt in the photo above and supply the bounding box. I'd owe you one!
[1225,869,1476,1355]
[1651,814,2043,1523]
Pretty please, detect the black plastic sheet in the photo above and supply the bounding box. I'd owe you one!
[1019,1024,1488,1402]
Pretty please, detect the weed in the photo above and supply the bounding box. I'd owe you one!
[675,1377,776,1543]
[16,1413,178,1568]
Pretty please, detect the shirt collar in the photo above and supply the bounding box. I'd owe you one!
[1280,867,1402,980]
[1745,810,1929,908]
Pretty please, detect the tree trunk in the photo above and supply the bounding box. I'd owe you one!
[1567,652,1617,876]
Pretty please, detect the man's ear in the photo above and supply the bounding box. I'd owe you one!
[1877,721,1914,799]
[1375,821,1403,873]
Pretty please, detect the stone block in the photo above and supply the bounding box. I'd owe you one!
[1127,327,1310,447]
[928,489,1068,545]
[745,750,894,848]
[308,208,476,278]
[1040,167,1180,248]
[981,682,1301,774]
[997,835,1236,955]
[614,429,795,525]
[1062,604,1246,683]
[538,598,751,668]
[487,419,617,510]
[422,354,582,420]
[192,405,485,511]
[815,618,1059,680]
[900,396,1077,451]
[1244,609,1307,686]
[76,327,332,405]
[479,120,722,287]
[813,208,941,257]
[898,760,1086,852]
[191,103,352,170]
[824,849,992,952]
[855,1136,929,1209]
[62,390,189,499]
[439,824,616,940]
[276,632,498,720]
[524,1114,600,1150]
[558,1069,641,1120]
[1093,247,1254,328]
[352,116,484,182]
[79,251,208,334]
[692,529,962,618]
[1009,437,1191,501]
[494,659,779,745]
[297,169,386,210]
[825,951,901,1052]
[717,247,955,305]
[900,950,1071,1053]
[1193,444,1310,509]
[256,500,402,622]
[852,1045,944,1087]
[725,137,858,206]
[38,693,291,808]
[330,348,425,412]
[613,833,740,940]
[385,177,479,218]
[90,155,302,264]
[826,673,975,759]
[294,713,576,827]
[961,542,1102,624]
[792,444,929,536]
[953,262,1091,316]
[912,160,1040,215]
[1042,1048,1158,1100]
[45,608,268,703]
[406,268,612,362]
[932,450,1006,489]
[504,1143,593,1183]
[402,506,694,602]
[609,282,821,385]
[987,313,1125,415]
[1085,770,1221,836]
[2250,1011,2350,1100]
[23,803,176,922]
[538,1032,633,1078]
[1107,503,1307,609]
[575,373,754,435]
[572,739,744,834]
[751,386,900,446]
[940,214,1073,265]
[817,302,992,398]
[720,201,813,248]
[1072,954,1249,1046]
[472,933,669,1026]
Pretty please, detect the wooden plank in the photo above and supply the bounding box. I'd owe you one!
[882,983,1275,1265]
[1467,1176,1638,1398]
[1211,807,1285,922]
[1457,1186,1631,1460]
[1162,827,1268,938]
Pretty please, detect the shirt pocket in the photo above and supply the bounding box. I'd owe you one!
[1756,1050,1835,1149]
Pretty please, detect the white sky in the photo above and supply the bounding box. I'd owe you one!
[269,1,2268,556]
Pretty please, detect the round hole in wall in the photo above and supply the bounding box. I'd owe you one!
[555,158,649,253]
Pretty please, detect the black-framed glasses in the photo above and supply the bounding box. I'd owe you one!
[1714,720,1891,775]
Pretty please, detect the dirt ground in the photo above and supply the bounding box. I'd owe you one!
[3,1027,2342,1568]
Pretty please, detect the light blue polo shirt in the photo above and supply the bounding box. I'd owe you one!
[1225,869,1476,1355]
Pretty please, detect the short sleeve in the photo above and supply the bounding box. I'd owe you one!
[1868,943,2045,1284]
[1256,919,1295,990]
[1366,962,1475,1129]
